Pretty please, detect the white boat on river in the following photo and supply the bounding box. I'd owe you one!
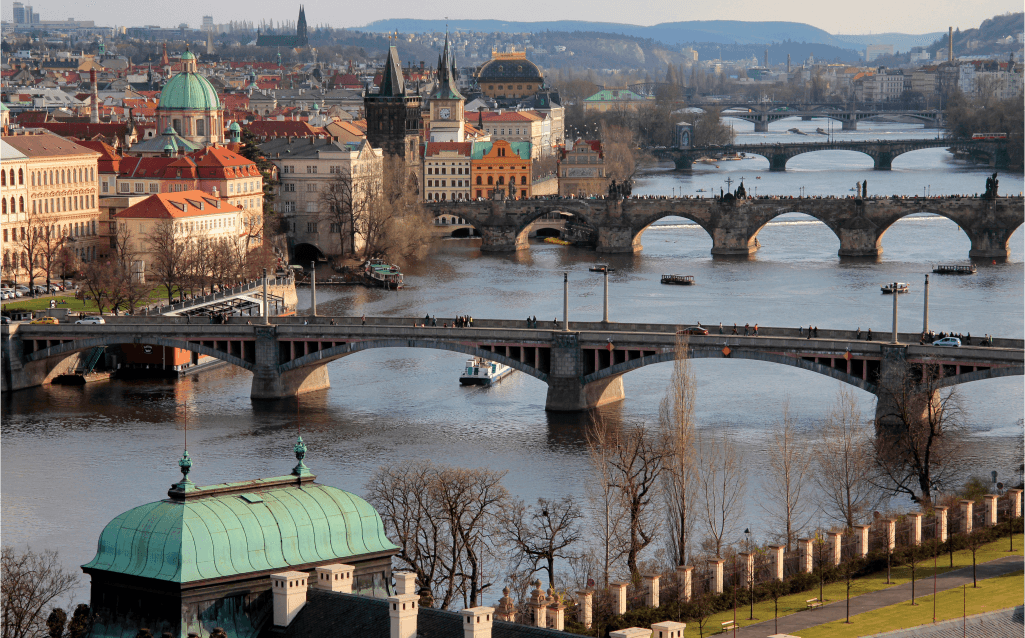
[459,358,513,386]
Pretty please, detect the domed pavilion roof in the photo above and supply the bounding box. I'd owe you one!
[478,52,542,81]
[82,441,397,584]
[158,50,220,112]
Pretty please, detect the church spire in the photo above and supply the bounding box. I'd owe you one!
[378,45,405,96]
[430,30,464,101]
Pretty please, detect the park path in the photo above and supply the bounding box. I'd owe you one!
[729,554,1023,637]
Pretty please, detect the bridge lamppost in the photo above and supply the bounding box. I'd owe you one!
[309,261,317,317]
[563,272,570,332]
[891,281,900,344]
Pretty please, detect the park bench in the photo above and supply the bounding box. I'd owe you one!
[720,619,736,633]
[806,597,823,609]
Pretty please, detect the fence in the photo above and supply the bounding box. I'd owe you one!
[144,275,294,316]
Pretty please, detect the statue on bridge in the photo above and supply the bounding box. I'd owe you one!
[607,179,633,199]
[984,173,999,200]
[735,179,747,199]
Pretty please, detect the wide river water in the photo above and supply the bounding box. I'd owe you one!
[3,121,1023,605]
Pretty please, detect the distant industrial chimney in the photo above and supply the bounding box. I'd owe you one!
[90,68,99,124]
[948,26,954,62]
[764,49,768,68]
[786,54,791,74]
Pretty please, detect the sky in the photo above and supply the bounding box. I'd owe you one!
[4,0,1021,36]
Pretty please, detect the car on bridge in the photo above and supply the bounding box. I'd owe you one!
[677,326,709,335]
[75,316,106,325]
[29,317,59,325]
[932,337,961,347]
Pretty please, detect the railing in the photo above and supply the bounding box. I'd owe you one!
[145,275,294,316]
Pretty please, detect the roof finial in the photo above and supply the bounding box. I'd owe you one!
[174,403,196,492]
[293,401,312,477]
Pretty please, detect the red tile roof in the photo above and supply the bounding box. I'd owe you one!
[425,142,473,156]
[116,191,241,219]
[3,131,101,158]
[245,120,322,138]
[29,122,130,140]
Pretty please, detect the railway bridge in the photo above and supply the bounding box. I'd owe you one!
[3,318,1021,420]
[424,195,1023,258]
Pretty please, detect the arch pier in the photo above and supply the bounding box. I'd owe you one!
[426,195,1023,260]
[4,321,1021,418]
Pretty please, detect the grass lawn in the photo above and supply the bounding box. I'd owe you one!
[682,534,1022,638]
[793,570,1024,638]
[2,286,172,313]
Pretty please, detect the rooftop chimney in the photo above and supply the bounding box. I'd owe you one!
[90,68,99,124]
[388,593,419,638]
[460,607,495,638]
[270,571,308,627]
[314,564,354,593]
[948,27,954,62]
[394,572,416,595]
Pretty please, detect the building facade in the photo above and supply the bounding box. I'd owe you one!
[156,48,224,145]
[364,46,422,167]
[1,131,102,281]
[425,33,466,144]
[259,137,383,260]
[479,111,547,159]
[557,139,608,198]
[423,142,472,201]
[476,51,544,99]
[470,140,532,200]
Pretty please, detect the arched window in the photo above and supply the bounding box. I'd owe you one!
[521,175,527,185]
[2,199,6,214]
[498,176,505,185]
[31,172,35,186]
[18,169,23,184]
[196,119,206,137]
[8,169,13,184]
[1,170,5,186]
[476,176,481,185]
[487,176,493,185]
[19,197,24,212]
[48,170,53,185]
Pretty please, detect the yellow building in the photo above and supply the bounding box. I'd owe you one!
[2,131,102,283]
[476,51,544,99]
[470,140,532,200]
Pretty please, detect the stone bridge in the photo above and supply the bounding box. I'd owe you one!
[658,139,1008,171]
[3,318,1021,420]
[714,106,944,132]
[425,195,1024,258]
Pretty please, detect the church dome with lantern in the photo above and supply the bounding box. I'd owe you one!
[156,47,224,145]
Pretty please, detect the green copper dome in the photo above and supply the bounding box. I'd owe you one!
[82,474,398,583]
[158,70,220,111]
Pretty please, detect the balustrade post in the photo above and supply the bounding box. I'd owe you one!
[767,545,784,580]
[799,538,814,573]
[829,532,843,566]
[984,494,999,527]
[854,525,871,557]
[908,512,923,545]
[675,566,693,602]
[934,506,949,542]
[708,558,725,594]
[959,500,974,534]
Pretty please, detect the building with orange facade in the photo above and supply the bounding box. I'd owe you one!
[470,140,532,200]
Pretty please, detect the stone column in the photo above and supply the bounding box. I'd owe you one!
[546,592,565,632]
[984,495,999,527]
[767,545,785,580]
[934,506,949,542]
[738,553,754,588]
[643,574,660,608]
[799,538,814,573]
[544,332,625,412]
[527,581,547,627]
[708,558,725,594]
[676,566,693,602]
[610,582,628,615]
[575,590,592,629]
[1009,489,1023,519]
[496,587,517,623]
[960,500,974,534]
[651,621,687,638]
[882,519,896,552]
[907,513,923,546]
[854,524,871,557]
[250,324,330,399]
[610,629,651,638]
[828,532,843,566]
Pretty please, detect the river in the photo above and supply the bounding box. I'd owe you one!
[2,120,1022,606]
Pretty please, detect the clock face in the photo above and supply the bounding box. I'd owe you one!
[439,108,451,120]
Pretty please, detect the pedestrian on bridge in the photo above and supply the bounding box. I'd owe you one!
[361,314,366,326]
[814,326,819,337]
[867,328,873,341]
[807,325,813,339]
[754,324,759,336]
[857,327,862,339]
[732,324,738,335]
[719,322,723,335]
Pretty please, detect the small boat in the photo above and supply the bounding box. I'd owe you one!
[720,153,742,161]
[696,188,708,192]
[544,237,571,246]
[589,264,615,273]
[361,259,404,290]
[933,264,977,275]
[816,128,827,134]
[881,282,910,294]
[459,358,512,386]
[788,128,807,135]
[696,157,718,164]
[661,274,695,286]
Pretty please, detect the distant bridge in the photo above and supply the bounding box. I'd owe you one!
[656,138,1009,171]
[422,195,1023,258]
[3,318,1021,416]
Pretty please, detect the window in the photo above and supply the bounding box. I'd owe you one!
[476,176,482,185]
[149,184,159,193]
[102,181,109,193]
[521,176,527,185]
[306,183,317,192]
[306,202,318,213]
[306,222,318,233]
[283,201,296,213]
[307,165,317,174]
[487,176,493,185]
[330,223,340,233]
[134,183,144,193]
[196,119,206,136]
[283,183,295,192]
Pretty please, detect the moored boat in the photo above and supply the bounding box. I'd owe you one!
[881,282,910,294]
[661,274,695,286]
[589,264,615,273]
[361,259,404,290]
[933,264,977,275]
[459,358,513,386]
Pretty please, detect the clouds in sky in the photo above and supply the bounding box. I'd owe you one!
[11,0,1021,35]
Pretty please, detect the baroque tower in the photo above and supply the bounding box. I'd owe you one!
[364,46,422,166]
[427,31,465,143]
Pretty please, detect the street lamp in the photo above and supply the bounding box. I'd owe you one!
[745,528,754,620]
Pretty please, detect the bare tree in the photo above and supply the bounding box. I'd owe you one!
[761,398,813,552]
[502,496,582,588]
[36,218,68,295]
[361,157,432,262]
[873,363,969,507]
[697,428,746,558]
[813,387,879,529]
[660,334,697,566]
[12,212,47,295]
[585,411,628,587]
[146,220,190,304]
[320,167,369,256]
[691,107,735,147]
[79,258,117,315]
[110,224,151,313]
[1,546,78,638]
[364,461,509,610]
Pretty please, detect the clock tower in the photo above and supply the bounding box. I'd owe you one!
[428,32,465,143]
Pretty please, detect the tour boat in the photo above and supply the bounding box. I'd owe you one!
[933,264,977,275]
[661,274,695,286]
[361,259,404,290]
[543,237,571,246]
[816,128,827,135]
[788,128,807,135]
[589,264,615,273]
[459,358,512,386]
[881,282,910,294]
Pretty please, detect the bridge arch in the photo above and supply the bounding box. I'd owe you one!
[873,206,991,253]
[512,205,599,248]
[279,339,549,382]
[433,211,483,238]
[24,335,255,373]
[581,347,879,393]
[629,210,715,250]
[917,365,1024,393]
[745,207,845,251]
[292,242,326,264]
